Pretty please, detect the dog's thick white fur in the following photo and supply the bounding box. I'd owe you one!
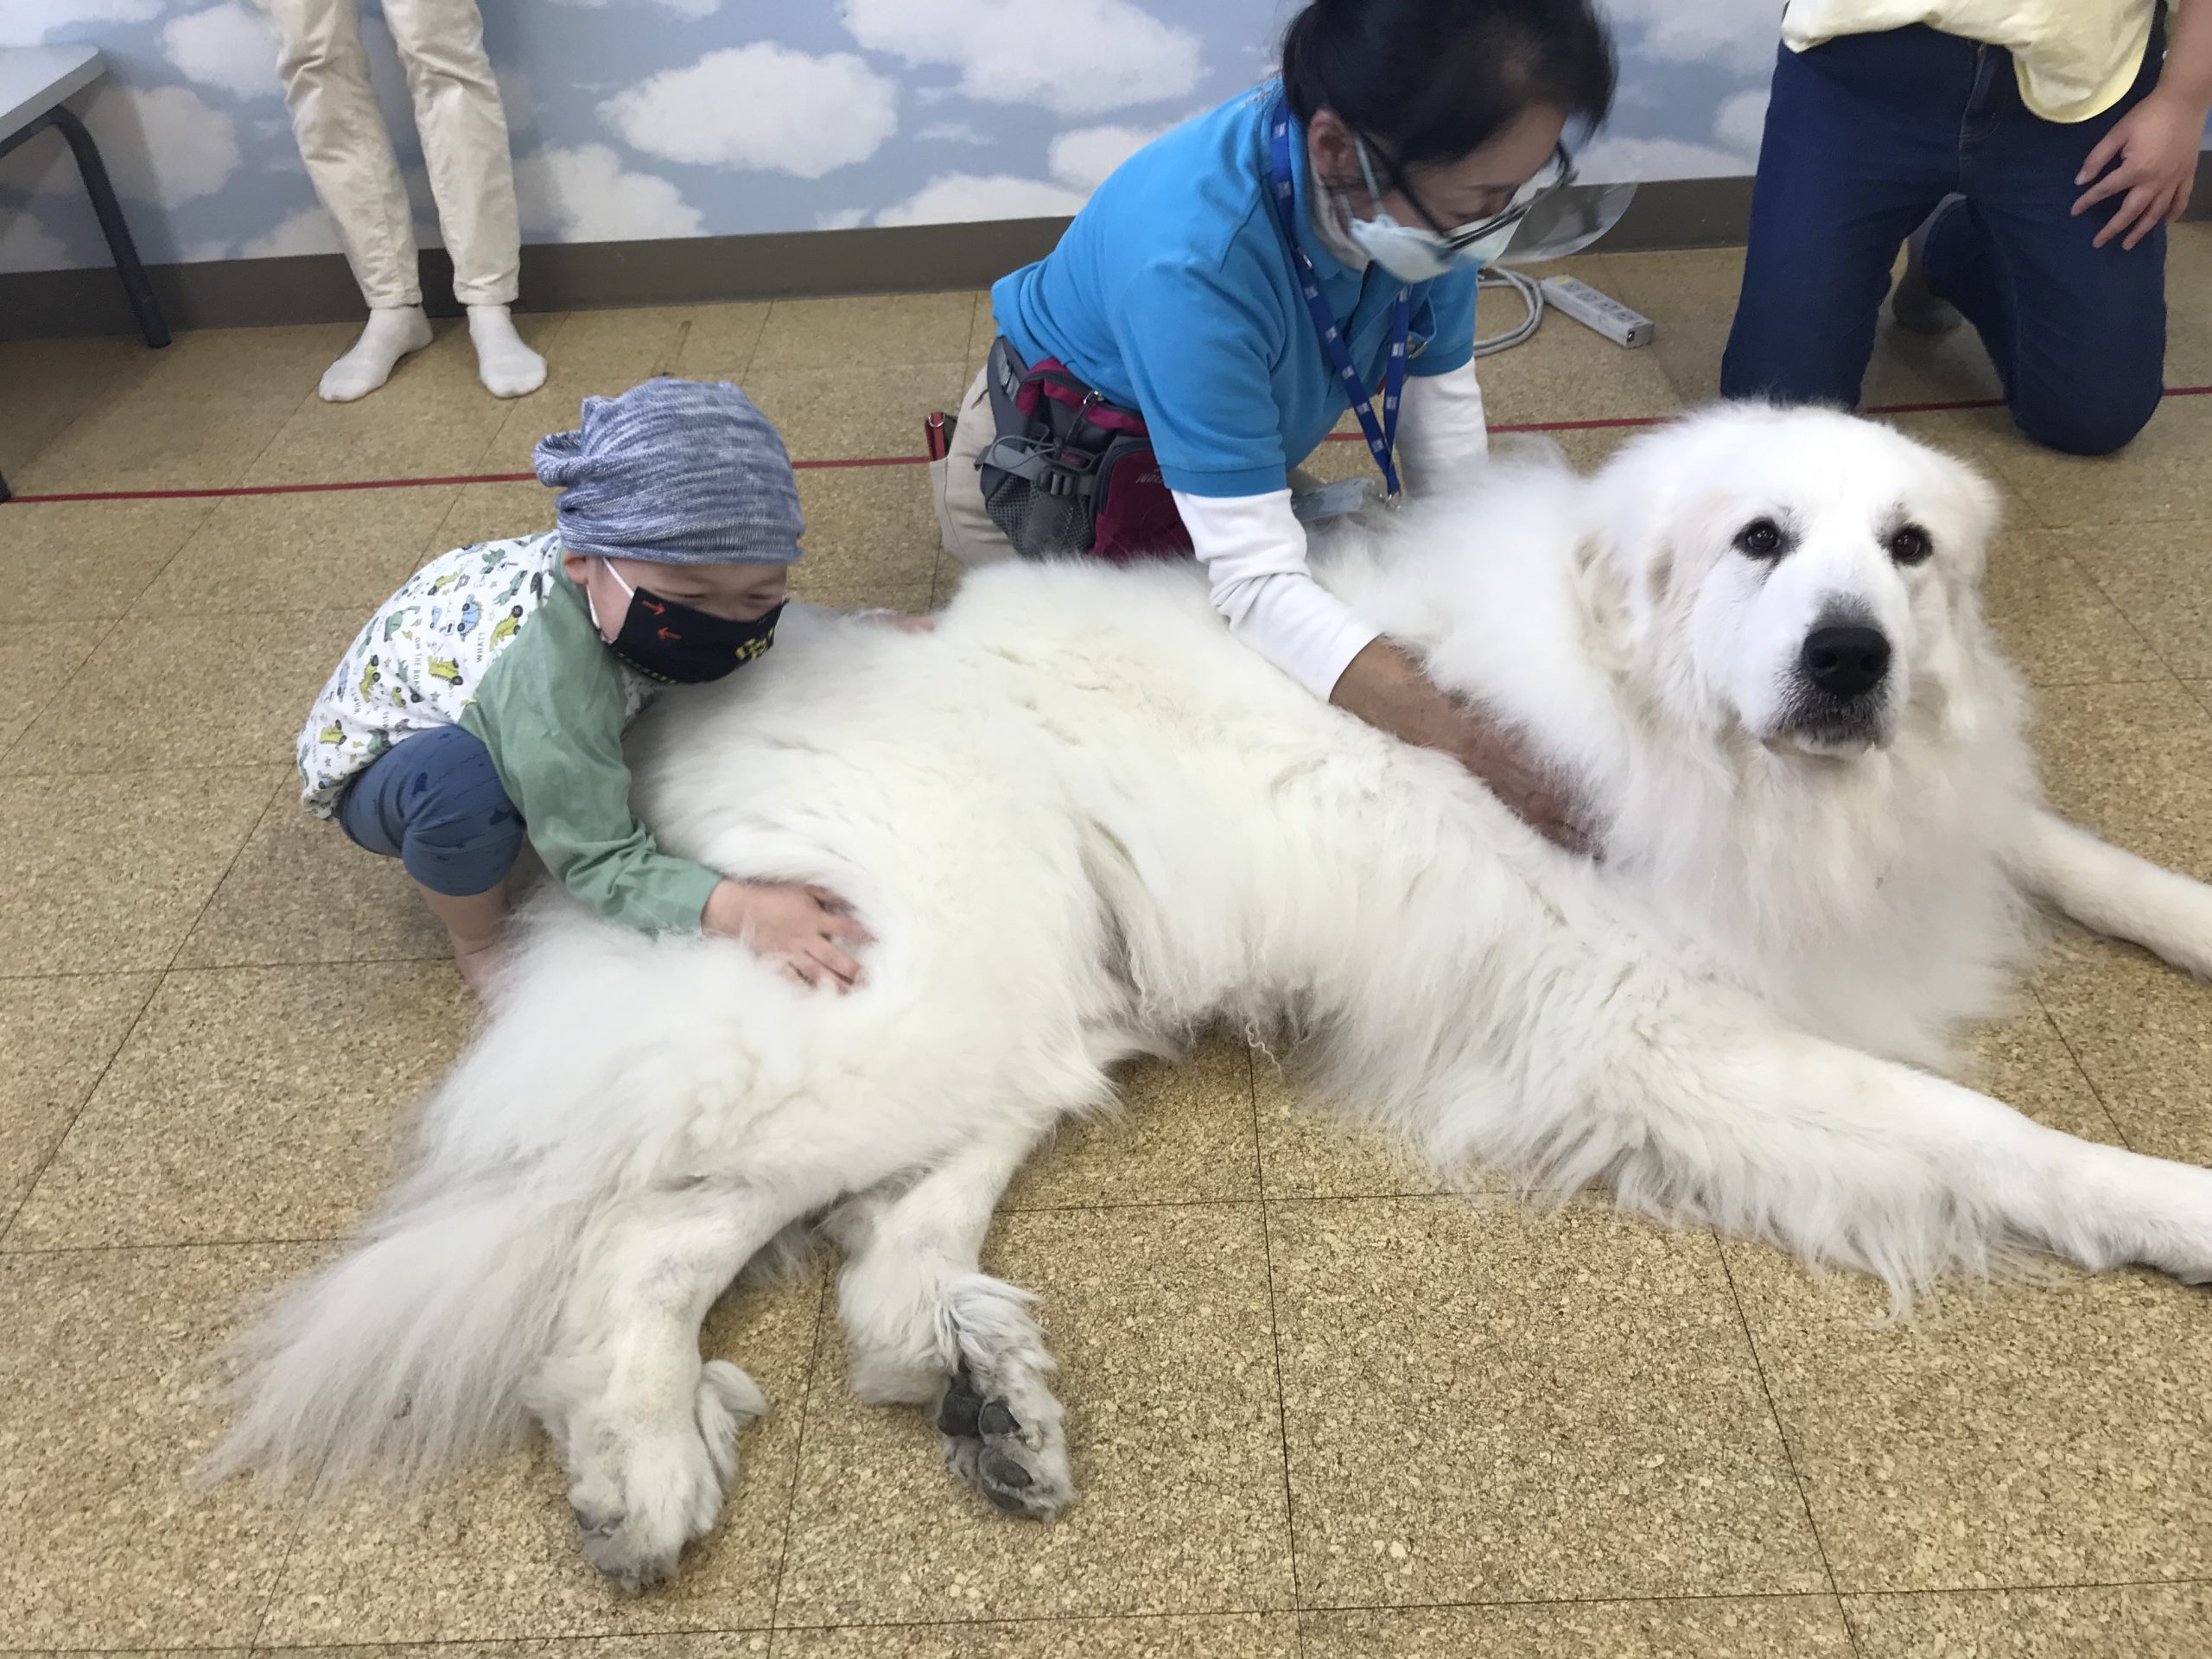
[216,406,2212,1592]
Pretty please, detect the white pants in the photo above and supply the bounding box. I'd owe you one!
[266,0,520,309]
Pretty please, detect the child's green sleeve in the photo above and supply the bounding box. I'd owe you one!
[458,591,722,934]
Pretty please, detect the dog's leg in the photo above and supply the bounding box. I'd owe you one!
[828,1126,1076,1520]
[1528,997,2212,1292]
[526,1179,822,1592]
[2009,809,2212,978]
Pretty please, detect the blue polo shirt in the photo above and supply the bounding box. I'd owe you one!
[990,85,1478,500]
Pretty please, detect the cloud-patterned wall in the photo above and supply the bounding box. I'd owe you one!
[0,0,1791,276]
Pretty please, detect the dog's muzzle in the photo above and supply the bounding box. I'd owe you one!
[1779,622,1893,752]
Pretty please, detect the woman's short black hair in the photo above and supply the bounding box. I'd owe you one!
[1280,0,1617,171]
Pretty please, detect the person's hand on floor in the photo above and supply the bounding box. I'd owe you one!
[704,879,874,990]
[2074,91,2204,249]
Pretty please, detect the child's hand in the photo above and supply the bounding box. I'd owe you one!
[852,607,937,634]
[703,879,873,991]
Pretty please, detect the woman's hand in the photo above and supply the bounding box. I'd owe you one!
[2074,90,2206,250]
[702,879,874,990]
[1330,637,1595,855]
[1449,711,1595,855]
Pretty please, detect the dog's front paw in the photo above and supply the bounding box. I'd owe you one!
[935,1360,1076,1521]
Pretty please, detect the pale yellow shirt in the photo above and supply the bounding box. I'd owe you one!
[1783,0,2172,121]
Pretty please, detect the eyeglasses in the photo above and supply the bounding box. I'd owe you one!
[1388,141,1578,250]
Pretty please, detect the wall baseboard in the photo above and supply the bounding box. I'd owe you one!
[4,163,2205,340]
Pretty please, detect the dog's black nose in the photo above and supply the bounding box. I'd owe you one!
[1802,624,1891,698]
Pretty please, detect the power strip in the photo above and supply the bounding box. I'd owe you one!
[1539,276,1654,348]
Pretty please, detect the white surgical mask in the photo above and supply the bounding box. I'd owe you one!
[1343,139,1525,283]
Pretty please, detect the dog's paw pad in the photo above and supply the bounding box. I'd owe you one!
[935,1365,1073,1522]
[936,1371,984,1439]
[572,1503,625,1539]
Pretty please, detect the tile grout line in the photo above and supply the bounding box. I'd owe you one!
[0,958,158,1249]
[0,1576,2203,1657]
[1285,1573,2212,1618]
[1710,1232,1865,1658]
[0,492,238,1229]
[0,1192,1436,1259]
[0,770,287,1256]
[1248,1046,1306,1637]
[0,607,130,773]
[0,950,446,984]
[0,476,213,770]
[763,1262,835,1631]
[2061,553,2198,693]
[2025,990,2136,1154]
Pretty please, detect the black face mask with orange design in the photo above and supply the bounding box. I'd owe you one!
[594,563,784,684]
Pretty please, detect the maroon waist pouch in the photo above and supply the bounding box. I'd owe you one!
[977,337,1192,563]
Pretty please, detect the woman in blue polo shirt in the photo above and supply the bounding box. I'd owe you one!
[932,0,1616,848]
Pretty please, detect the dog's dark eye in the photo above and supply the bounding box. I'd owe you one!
[1887,524,1933,565]
[1734,518,1784,558]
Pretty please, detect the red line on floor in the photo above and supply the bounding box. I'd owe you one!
[7,385,2208,505]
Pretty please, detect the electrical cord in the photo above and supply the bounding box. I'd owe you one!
[1471,265,1544,358]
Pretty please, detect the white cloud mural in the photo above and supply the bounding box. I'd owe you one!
[237,203,344,258]
[0,208,71,273]
[1046,122,1176,192]
[28,0,2121,275]
[550,0,723,16]
[1599,0,1789,76]
[1713,88,1770,158]
[842,0,1204,118]
[39,83,246,208]
[514,143,703,240]
[600,45,898,177]
[162,4,281,100]
[875,172,1090,227]
[7,0,164,34]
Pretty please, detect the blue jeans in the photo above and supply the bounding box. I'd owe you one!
[335,725,524,897]
[1719,22,2168,455]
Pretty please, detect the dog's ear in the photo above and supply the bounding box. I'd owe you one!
[1942,454,2004,577]
[1588,432,1685,619]
[1912,454,2006,746]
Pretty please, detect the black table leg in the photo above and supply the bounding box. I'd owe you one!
[35,105,170,349]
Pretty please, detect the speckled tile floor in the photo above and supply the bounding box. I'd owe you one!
[4,234,2211,1657]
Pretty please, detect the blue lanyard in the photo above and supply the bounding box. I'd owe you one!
[1266,104,1408,499]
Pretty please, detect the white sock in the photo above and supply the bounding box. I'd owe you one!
[468,304,548,398]
[318,306,434,403]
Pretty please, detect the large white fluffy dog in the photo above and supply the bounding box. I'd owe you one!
[218,405,2212,1591]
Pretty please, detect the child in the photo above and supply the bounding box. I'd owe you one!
[296,377,916,994]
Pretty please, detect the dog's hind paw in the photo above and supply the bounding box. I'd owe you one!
[566,1363,766,1593]
[935,1360,1076,1521]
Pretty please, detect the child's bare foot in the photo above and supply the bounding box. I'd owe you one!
[453,938,503,997]
[418,881,510,999]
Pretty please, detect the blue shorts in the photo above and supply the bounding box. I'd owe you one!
[334,725,525,897]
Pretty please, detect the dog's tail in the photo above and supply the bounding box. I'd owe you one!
[207,1156,593,1494]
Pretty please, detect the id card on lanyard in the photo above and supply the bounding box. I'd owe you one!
[1266,104,1409,502]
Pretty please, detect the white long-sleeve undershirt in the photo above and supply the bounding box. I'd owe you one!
[1173,359,1490,696]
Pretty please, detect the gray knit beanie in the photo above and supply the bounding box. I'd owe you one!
[533,378,804,565]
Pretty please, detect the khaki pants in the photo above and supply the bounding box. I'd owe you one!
[267,0,521,309]
[930,365,1017,569]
